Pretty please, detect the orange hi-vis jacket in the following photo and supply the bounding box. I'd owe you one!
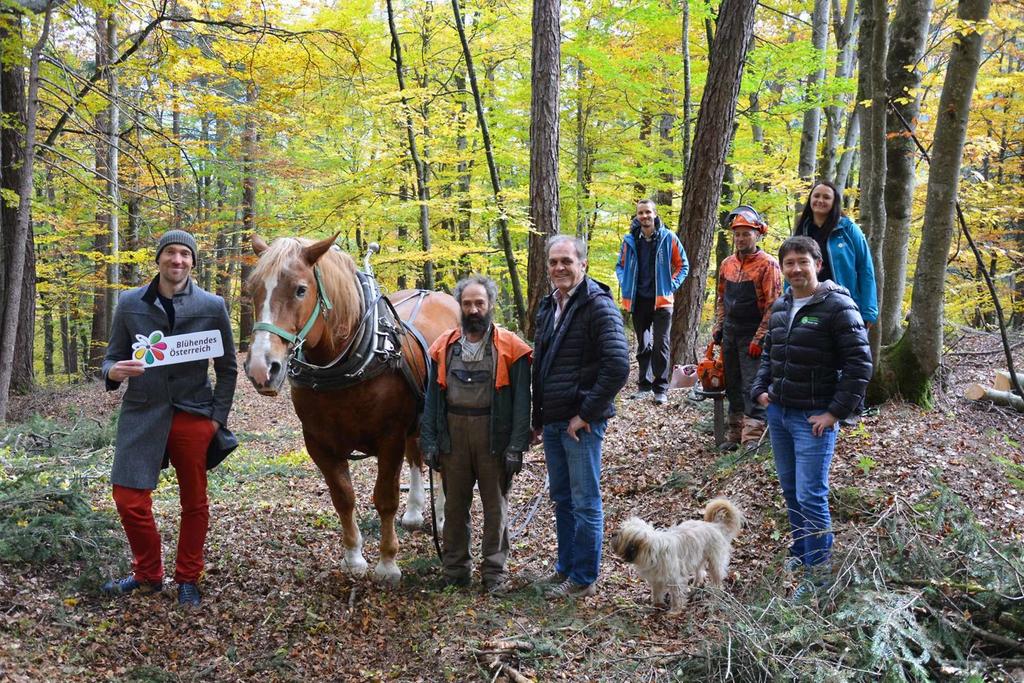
[428,325,532,390]
[713,248,783,345]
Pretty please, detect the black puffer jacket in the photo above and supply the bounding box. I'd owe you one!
[749,281,871,419]
[532,277,629,428]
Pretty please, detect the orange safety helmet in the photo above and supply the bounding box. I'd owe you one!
[726,205,768,235]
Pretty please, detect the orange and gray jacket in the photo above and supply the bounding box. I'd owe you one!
[615,218,689,311]
[419,325,532,458]
[713,248,783,344]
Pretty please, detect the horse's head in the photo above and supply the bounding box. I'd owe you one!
[244,233,341,396]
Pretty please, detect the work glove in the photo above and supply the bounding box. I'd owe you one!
[712,328,723,345]
[423,449,441,472]
[748,341,763,358]
[504,451,523,477]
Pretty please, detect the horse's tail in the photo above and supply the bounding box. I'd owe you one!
[704,498,744,539]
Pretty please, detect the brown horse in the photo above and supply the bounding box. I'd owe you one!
[244,234,458,583]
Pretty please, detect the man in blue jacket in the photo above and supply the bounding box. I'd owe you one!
[615,200,689,404]
[533,235,629,599]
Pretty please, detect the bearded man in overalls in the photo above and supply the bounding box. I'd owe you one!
[420,275,532,593]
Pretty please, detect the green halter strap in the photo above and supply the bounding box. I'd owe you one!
[252,265,333,354]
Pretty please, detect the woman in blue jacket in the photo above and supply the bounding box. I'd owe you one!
[795,181,878,326]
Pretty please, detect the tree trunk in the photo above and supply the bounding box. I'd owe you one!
[670,0,758,364]
[1,18,35,395]
[879,0,933,344]
[964,384,1024,413]
[386,0,433,290]
[88,12,111,374]
[451,0,526,329]
[798,0,831,182]
[873,0,992,406]
[681,0,692,174]
[454,72,472,279]
[655,90,675,211]
[574,59,589,239]
[0,7,50,421]
[856,0,887,364]
[820,0,858,182]
[43,307,53,377]
[238,91,257,352]
[106,12,120,326]
[835,107,860,191]
[525,0,561,339]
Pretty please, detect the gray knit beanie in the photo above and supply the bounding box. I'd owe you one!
[155,230,198,264]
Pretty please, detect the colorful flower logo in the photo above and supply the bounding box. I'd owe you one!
[132,331,168,365]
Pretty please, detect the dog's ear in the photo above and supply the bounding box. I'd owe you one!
[620,539,639,563]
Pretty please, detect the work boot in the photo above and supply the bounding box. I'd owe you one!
[720,413,743,451]
[442,574,471,590]
[545,578,597,600]
[740,417,767,451]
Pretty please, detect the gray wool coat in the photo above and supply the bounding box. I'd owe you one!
[102,277,237,490]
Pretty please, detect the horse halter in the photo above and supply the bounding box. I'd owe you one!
[252,265,334,358]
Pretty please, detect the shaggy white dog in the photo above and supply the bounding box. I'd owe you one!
[611,498,744,612]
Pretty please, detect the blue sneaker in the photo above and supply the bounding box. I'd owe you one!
[101,576,162,596]
[177,582,202,607]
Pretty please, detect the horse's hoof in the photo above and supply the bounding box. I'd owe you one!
[400,512,425,531]
[343,551,369,576]
[373,560,402,586]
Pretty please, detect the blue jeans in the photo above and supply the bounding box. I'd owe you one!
[543,419,607,586]
[766,403,837,567]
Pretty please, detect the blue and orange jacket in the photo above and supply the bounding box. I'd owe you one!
[615,217,689,311]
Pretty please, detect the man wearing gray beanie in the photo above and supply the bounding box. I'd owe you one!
[99,229,237,607]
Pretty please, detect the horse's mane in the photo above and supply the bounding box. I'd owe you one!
[249,237,363,345]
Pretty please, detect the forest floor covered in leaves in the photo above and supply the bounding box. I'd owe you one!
[2,328,1023,682]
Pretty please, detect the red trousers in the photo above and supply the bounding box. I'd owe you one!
[112,411,216,584]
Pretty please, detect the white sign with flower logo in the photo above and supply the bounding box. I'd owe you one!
[132,330,224,367]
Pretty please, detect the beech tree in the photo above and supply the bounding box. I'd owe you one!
[879,0,933,344]
[874,0,993,405]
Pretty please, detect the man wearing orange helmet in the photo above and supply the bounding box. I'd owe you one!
[711,206,782,451]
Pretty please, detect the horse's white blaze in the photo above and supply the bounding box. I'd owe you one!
[401,464,426,529]
[344,530,368,575]
[374,559,401,585]
[250,272,278,368]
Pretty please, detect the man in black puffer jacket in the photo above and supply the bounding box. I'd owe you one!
[532,235,629,600]
[751,236,871,605]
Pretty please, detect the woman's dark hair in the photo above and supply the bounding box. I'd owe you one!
[795,180,843,235]
[778,236,822,263]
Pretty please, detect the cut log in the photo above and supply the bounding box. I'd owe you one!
[994,370,1024,392]
[964,384,1024,412]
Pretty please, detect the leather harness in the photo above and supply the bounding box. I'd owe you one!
[254,268,432,403]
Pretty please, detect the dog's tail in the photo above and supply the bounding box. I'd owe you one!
[704,498,744,538]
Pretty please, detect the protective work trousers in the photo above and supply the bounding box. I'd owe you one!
[111,411,216,584]
[441,413,510,584]
[723,330,766,444]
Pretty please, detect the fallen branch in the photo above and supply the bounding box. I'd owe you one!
[479,640,534,652]
[994,371,1024,392]
[964,384,1024,413]
[892,578,990,595]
